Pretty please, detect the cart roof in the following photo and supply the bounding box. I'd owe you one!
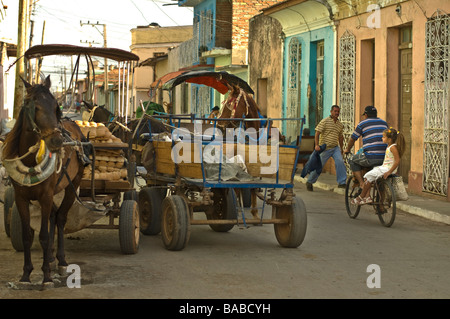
[166,70,254,95]
[24,44,139,62]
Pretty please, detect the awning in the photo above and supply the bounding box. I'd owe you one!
[150,70,190,89]
[166,70,254,95]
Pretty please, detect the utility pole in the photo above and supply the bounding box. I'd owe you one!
[13,0,29,119]
[80,20,108,109]
[35,20,45,84]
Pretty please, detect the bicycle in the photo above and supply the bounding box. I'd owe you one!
[344,166,397,227]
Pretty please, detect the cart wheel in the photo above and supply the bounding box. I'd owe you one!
[3,186,15,237]
[119,200,140,254]
[10,203,35,252]
[161,195,190,251]
[207,189,237,232]
[124,189,138,201]
[240,188,251,208]
[274,196,307,248]
[139,187,163,235]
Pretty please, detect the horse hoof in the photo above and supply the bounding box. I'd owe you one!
[16,281,33,290]
[42,281,54,290]
[58,266,67,276]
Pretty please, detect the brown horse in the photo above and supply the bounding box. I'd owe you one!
[218,84,288,219]
[218,83,286,143]
[218,83,261,131]
[2,76,85,285]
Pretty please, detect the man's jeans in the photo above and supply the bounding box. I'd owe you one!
[307,146,347,185]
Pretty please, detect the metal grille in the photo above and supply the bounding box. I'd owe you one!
[423,11,450,196]
[339,30,356,173]
[287,37,301,143]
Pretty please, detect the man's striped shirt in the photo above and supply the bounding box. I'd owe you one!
[316,116,344,149]
[350,117,388,160]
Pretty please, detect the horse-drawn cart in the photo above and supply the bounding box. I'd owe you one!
[137,113,308,251]
[3,44,141,257]
[76,134,140,255]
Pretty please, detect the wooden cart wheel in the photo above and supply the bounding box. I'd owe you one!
[3,186,14,237]
[161,195,190,251]
[119,200,140,254]
[274,196,307,248]
[10,203,34,252]
[207,188,237,232]
[138,187,163,235]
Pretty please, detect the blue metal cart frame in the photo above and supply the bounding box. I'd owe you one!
[137,114,308,251]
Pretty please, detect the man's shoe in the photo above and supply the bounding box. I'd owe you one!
[306,182,313,191]
[338,184,346,189]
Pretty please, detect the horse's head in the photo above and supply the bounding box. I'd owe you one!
[22,76,63,152]
[219,83,260,130]
[92,105,113,123]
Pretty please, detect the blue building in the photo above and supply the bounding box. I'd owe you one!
[258,0,336,142]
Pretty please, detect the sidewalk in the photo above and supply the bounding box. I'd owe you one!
[294,172,450,225]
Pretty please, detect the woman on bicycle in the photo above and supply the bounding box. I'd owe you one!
[351,128,405,205]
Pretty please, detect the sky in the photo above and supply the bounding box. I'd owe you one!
[3,0,193,49]
[1,0,193,90]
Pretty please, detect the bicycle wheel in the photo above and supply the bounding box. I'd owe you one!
[345,176,361,219]
[374,179,396,227]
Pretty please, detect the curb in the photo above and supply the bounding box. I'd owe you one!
[293,175,450,225]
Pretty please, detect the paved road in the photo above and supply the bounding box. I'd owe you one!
[1,181,449,301]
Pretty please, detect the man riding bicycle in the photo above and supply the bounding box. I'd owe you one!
[343,106,388,187]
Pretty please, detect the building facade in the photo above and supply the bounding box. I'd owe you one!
[130,24,193,112]
[174,0,285,117]
[248,0,450,201]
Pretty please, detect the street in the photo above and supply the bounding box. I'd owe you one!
[0,181,449,300]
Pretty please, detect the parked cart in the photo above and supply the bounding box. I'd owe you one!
[3,44,140,254]
[137,112,308,251]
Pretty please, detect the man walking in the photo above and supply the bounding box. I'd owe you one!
[306,105,347,191]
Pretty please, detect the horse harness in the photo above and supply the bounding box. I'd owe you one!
[222,88,250,128]
[2,99,90,188]
[22,98,63,140]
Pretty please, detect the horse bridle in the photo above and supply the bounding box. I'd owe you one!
[221,88,250,129]
[23,98,62,140]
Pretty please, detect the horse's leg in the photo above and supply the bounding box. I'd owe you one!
[55,171,82,272]
[54,197,72,272]
[250,189,259,219]
[15,199,33,283]
[39,196,55,284]
[48,203,58,265]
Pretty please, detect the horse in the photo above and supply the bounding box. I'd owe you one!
[82,100,114,124]
[2,76,86,285]
[218,83,261,131]
[217,84,287,219]
[218,83,286,143]
[106,116,170,170]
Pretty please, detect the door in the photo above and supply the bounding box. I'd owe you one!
[399,27,412,182]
